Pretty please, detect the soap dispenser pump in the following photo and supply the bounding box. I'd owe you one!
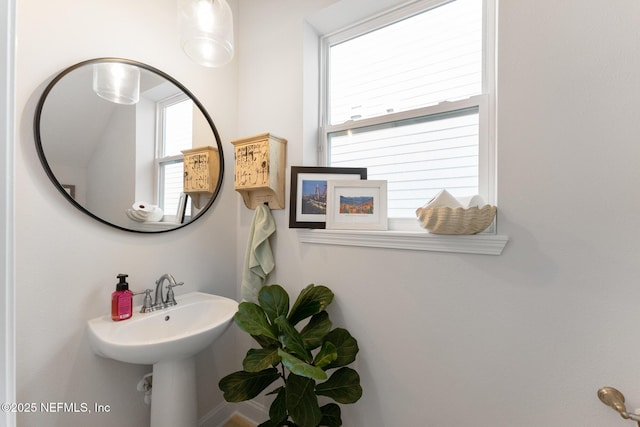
[111,273,133,321]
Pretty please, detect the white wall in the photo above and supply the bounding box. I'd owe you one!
[13,0,640,426]
[15,0,239,426]
[235,0,640,426]
[87,107,135,228]
[1,0,16,426]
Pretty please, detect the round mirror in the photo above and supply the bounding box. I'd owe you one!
[34,58,224,233]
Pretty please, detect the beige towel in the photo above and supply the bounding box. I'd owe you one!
[241,205,276,303]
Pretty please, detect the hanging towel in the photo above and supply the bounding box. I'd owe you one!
[241,204,276,303]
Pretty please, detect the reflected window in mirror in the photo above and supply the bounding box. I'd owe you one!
[157,95,193,220]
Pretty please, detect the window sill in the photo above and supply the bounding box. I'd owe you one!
[297,229,508,255]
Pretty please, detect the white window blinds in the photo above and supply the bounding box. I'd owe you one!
[323,0,488,222]
[329,107,479,218]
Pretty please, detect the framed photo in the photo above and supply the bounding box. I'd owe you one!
[176,193,188,224]
[326,180,388,230]
[62,184,75,199]
[289,166,367,228]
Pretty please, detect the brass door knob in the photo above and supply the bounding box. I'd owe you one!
[598,386,640,426]
[598,387,629,417]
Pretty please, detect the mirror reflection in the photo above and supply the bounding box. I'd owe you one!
[34,58,223,233]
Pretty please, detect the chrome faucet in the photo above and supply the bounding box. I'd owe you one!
[150,273,184,311]
[135,289,154,313]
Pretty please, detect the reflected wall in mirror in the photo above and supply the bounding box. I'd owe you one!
[34,58,224,233]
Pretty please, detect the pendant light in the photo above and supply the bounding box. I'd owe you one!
[179,0,234,67]
[92,62,140,105]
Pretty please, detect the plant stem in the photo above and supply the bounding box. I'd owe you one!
[279,363,287,381]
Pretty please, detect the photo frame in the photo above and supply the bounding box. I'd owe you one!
[326,180,388,231]
[289,166,367,228]
[62,184,75,199]
[176,193,188,224]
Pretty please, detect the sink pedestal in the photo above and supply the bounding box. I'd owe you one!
[151,357,197,427]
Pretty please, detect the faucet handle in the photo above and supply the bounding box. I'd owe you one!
[134,289,154,313]
[165,282,183,306]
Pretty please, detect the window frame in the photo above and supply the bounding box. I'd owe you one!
[155,92,191,213]
[318,0,496,232]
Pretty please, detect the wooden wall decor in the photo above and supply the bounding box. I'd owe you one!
[230,133,287,209]
[181,145,220,208]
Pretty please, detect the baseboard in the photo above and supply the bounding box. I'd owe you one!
[199,401,233,427]
[199,400,268,427]
[226,413,258,427]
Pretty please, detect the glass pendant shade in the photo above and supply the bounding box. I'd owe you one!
[92,63,140,105]
[179,0,234,67]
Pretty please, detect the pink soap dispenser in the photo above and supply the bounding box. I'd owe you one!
[111,273,133,321]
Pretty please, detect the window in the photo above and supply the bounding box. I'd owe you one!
[157,95,192,218]
[320,0,495,230]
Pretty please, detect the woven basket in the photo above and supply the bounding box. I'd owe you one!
[416,205,497,235]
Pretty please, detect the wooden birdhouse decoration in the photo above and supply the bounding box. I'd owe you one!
[181,145,220,208]
[230,133,287,209]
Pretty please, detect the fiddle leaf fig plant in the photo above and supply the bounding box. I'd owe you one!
[219,284,362,427]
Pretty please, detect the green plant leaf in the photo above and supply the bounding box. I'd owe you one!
[257,420,290,427]
[300,311,332,350]
[325,328,359,369]
[235,302,277,340]
[269,387,287,426]
[257,420,287,427]
[286,374,322,427]
[313,341,338,369]
[218,368,280,402]
[278,348,327,380]
[319,403,342,427]
[265,385,284,396]
[288,284,334,326]
[259,285,290,324]
[243,347,281,372]
[275,316,312,363]
[316,367,363,404]
[252,334,280,349]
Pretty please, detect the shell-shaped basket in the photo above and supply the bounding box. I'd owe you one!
[416,205,497,235]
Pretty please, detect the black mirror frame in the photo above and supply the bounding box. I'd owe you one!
[33,57,225,233]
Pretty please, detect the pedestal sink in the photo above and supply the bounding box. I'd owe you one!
[87,291,238,427]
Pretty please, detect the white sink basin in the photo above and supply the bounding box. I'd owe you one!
[87,291,238,365]
[87,291,238,427]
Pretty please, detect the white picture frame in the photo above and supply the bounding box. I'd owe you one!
[176,193,188,224]
[326,180,388,230]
